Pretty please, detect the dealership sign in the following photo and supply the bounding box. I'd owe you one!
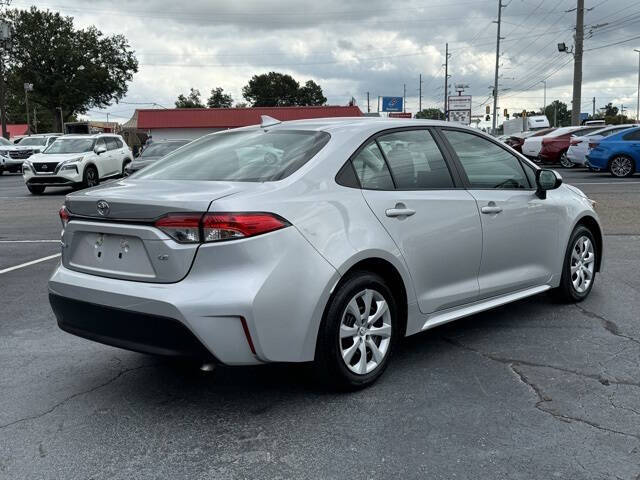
[448,95,472,125]
[381,96,403,112]
[389,112,412,118]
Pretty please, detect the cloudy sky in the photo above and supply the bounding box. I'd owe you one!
[14,0,640,126]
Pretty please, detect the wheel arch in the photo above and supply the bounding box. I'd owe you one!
[331,256,409,339]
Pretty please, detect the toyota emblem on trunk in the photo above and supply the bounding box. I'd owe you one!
[96,200,110,216]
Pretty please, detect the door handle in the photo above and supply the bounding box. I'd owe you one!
[481,201,502,214]
[385,203,416,218]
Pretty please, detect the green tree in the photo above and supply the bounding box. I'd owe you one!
[3,7,138,132]
[234,102,248,108]
[175,88,204,108]
[415,108,445,120]
[603,103,618,117]
[206,87,233,108]
[242,72,300,107]
[544,100,571,127]
[297,80,326,106]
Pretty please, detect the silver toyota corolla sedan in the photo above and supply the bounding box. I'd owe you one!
[49,117,602,389]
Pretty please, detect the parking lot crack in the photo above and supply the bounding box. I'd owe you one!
[0,363,155,431]
[441,337,639,388]
[574,304,640,347]
[442,337,640,442]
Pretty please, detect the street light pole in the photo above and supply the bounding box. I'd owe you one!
[491,0,504,135]
[24,83,33,133]
[635,49,640,123]
[540,80,546,113]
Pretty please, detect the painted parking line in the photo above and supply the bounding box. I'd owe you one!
[0,240,59,243]
[0,253,61,275]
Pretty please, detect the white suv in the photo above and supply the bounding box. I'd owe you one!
[0,134,60,173]
[23,134,132,194]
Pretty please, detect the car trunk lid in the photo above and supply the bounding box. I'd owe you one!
[62,179,250,282]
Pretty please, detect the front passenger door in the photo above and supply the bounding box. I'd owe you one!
[440,129,561,299]
[356,129,483,314]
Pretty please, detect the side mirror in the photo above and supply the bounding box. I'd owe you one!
[536,169,562,199]
[94,144,107,155]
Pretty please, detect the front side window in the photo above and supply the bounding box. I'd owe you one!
[377,130,453,189]
[351,141,394,190]
[623,129,640,141]
[442,129,530,189]
[140,141,189,158]
[136,129,330,182]
[44,138,95,154]
[105,137,119,150]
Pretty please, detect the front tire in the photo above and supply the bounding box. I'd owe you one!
[609,155,634,178]
[27,185,45,194]
[559,152,574,168]
[314,271,397,390]
[82,165,99,188]
[554,225,597,302]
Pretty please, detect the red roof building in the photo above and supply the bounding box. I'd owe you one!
[134,106,362,140]
[6,124,29,138]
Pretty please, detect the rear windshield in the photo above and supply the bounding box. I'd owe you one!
[45,138,95,154]
[140,141,189,158]
[134,129,330,182]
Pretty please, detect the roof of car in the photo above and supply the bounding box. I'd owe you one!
[257,117,465,133]
[61,133,123,139]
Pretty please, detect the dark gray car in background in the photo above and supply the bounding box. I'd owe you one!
[125,139,190,175]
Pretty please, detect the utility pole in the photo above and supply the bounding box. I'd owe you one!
[366,91,370,113]
[377,96,380,114]
[491,1,504,135]
[635,49,640,123]
[571,0,584,126]
[418,74,423,113]
[33,105,37,133]
[554,102,557,127]
[24,83,33,133]
[403,83,406,113]
[0,20,10,139]
[56,106,64,133]
[592,97,595,117]
[443,43,450,120]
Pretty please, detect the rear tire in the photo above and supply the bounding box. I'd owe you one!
[82,165,99,188]
[554,225,597,303]
[609,155,634,178]
[122,159,131,177]
[314,271,397,390]
[27,185,45,194]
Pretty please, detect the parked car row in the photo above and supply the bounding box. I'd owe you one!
[0,133,192,194]
[501,124,640,177]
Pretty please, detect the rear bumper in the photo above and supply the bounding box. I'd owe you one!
[49,226,340,365]
[50,294,215,359]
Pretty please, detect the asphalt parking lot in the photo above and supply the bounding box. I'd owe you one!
[1,169,639,479]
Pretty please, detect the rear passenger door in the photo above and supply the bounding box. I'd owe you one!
[439,128,560,299]
[103,137,121,176]
[356,128,482,314]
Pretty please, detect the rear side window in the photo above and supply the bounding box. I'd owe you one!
[623,129,640,141]
[376,130,453,189]
[351,141,394,190]
[136,129,330,182]
[114,138,124,148]
[104,137,118,150]
[442,129,530,189]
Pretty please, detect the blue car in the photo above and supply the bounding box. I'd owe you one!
[586,126,640,177]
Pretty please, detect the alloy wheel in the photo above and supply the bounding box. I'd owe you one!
[560,153,574,168]
[87,169,98,187]
[610,156,633,177]
[339,289,392,375]
[570,235,595,294]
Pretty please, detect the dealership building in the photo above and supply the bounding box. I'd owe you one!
[123,105,363,141]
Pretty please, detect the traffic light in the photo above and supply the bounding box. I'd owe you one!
[486,105,490,114]
[522,110,527,118]
[503,108,508,117]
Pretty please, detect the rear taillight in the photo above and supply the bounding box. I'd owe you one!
[154,212,289,244]
[59,205,70,229]
[155,213,202,243]
[589,142,599,149]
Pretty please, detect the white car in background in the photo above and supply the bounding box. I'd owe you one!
[23,134,132,194]
[0,134,60,173]
[521,126,583,161]
[567,124,637,168]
